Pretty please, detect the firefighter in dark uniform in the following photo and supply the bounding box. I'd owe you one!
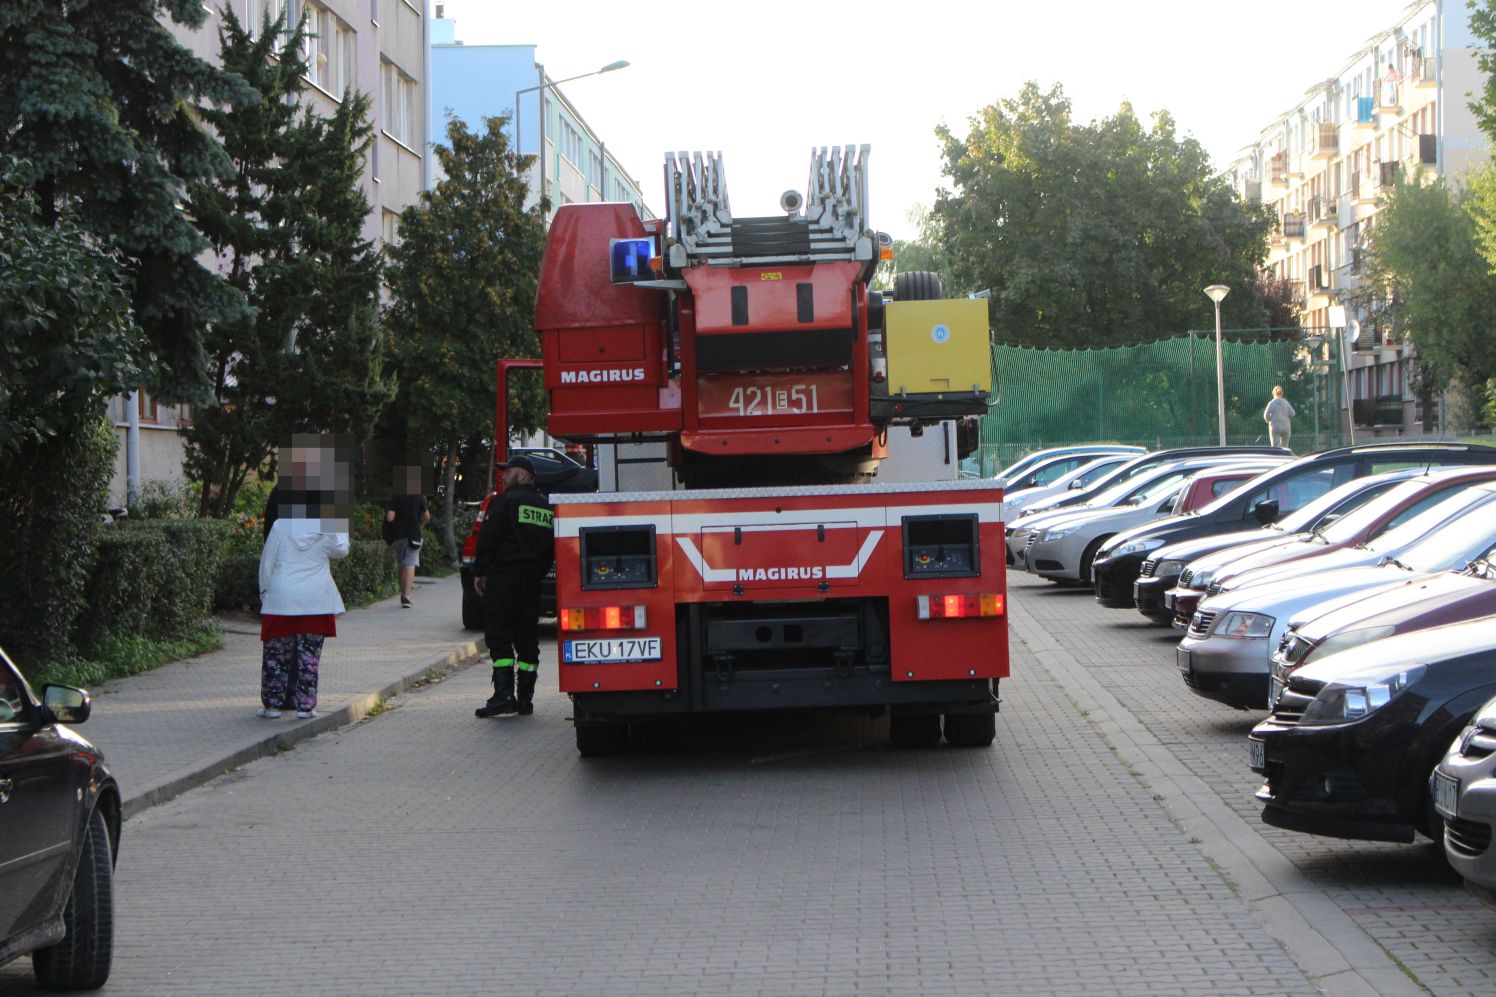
[473,456,555,718]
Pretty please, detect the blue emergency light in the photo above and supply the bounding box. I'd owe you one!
[609,238,654,284]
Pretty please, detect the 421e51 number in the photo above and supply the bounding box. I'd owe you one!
[727,384,820,416]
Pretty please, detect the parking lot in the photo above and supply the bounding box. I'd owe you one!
[1011,571,1496,996]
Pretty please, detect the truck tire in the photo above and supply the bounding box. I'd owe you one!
[943,710,996,748]
[889,713,942,748]
[33,809,113,991]
[893,270,944,302]
[576,722,629,757]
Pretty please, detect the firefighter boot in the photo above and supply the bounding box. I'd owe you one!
[515,665,538,716]
[475,662,517,718]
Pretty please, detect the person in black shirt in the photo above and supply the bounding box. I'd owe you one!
[384,466,430,608]
[473,456,555,718]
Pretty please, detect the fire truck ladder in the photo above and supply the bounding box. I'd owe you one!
[665,146,875,267]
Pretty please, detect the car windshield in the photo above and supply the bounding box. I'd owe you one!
[1193,457,1324,518]
[1069,457,1127,487]
[1089,466,1178,506]
[1395,498,1496,571]
[1367,488,1496,557]
[1274,477,1403,533]
[1315,479,1432,544]
[1125,470,1192,506]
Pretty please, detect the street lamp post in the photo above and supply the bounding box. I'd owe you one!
[1203,284,1230,445]
[514,60,630,212]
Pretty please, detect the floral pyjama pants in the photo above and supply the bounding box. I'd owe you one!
[261,634,325,712]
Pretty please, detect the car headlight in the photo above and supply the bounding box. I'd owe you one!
[1113,538,1165,558]
[1299,663,1426,726]
[1188,568,1215,590]
[1042,526,1076,542]
[1154,559,1186,577]
[1311,626,1397,662]
[1216,612,1275,638]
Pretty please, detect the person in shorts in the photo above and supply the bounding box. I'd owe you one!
[385,465,430,608]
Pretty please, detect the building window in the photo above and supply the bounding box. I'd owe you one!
[302,2,354,97]
[381,58,417,147]
[138,391,160,424]
[588,150,603,192]
[559,118,582,167]
[381,209,399,247]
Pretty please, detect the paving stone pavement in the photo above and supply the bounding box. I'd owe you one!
[1009,572,1496,996]
[1,580,1325,995]
[60,574,482,817]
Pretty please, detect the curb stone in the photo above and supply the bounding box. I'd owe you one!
[119,640,483,820]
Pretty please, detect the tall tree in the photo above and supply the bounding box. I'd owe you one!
[0,0,253,404]
[384,115,547,558]
[1360,175,1496,393]
[181,7,389,517]
[932,83,1274,348]
[875,205,951,290]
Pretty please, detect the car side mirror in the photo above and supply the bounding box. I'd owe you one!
[1252,499,1280,525]
[42,685,90,725]
[1317,512,1341,527]
[1069,480,1085,490]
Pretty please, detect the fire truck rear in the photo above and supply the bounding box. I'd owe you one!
[532,147,1007,756]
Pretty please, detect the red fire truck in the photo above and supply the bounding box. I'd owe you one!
[522,147,1008,755]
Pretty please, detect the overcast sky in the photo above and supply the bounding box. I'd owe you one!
[448,0,1424,240]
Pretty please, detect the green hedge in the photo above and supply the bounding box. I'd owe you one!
[214,539,396,613]
[0,419,115,669]
[77,520,229,653]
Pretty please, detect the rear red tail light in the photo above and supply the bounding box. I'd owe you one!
[915,594,1003,620]
[559,605,647,631]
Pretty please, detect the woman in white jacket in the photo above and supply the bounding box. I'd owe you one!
[258,509,350,719]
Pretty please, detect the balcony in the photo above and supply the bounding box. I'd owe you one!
[1377,80,1403,116]
[1281,212,1306,241]
[1379,160,1401,189]
[1308,194,1337,229]
[1268,152,1288,186]
[1353,395,1406,428]
[1415,57,1437,88]
[1242,178,1262,203]
[1354,96,1376,128]
[1312,122,1338,160]
[1307,264,1336,305]
[1418,134,1438,168]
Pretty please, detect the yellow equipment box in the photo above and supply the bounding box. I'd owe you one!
[883,299,991,397]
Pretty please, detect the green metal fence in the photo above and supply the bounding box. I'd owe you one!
[975,331,1347,475]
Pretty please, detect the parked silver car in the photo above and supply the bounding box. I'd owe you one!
[1003,455,1134,522]
[1434,692,1496,899]
[994,445,1143,491]
[1180,486,1496,709]
[1008,456,1278,570]
[1027,461,1282,584]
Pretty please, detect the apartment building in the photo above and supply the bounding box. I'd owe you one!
[112,0,428,506]
[1226,0,1486,436]
[428,5,652,221]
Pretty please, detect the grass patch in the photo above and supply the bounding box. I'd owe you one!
[366,696,392,717]
[29,620,223,690]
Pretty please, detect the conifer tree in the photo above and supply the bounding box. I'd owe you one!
[182,6,389,516]
[0,0,254,403]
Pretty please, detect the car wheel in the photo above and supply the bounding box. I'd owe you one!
[575,722,629,757]
[1079,535,1110,587]
[33,809,113,991]
[889,713,942,748]
[461,593,484,631]
[943,710,996,748]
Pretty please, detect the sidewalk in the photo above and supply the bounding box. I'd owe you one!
[82,574,484,818]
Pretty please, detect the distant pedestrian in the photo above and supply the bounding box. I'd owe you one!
[1264,386,1296,451]
[258,435,351,720]
[473,456,555,719]
[384,465,430,609]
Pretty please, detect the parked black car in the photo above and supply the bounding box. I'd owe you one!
[1132,469,1421,624]
[1,647,120,990]
[1248,618,1496,843]
[1091,442,1496,608]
